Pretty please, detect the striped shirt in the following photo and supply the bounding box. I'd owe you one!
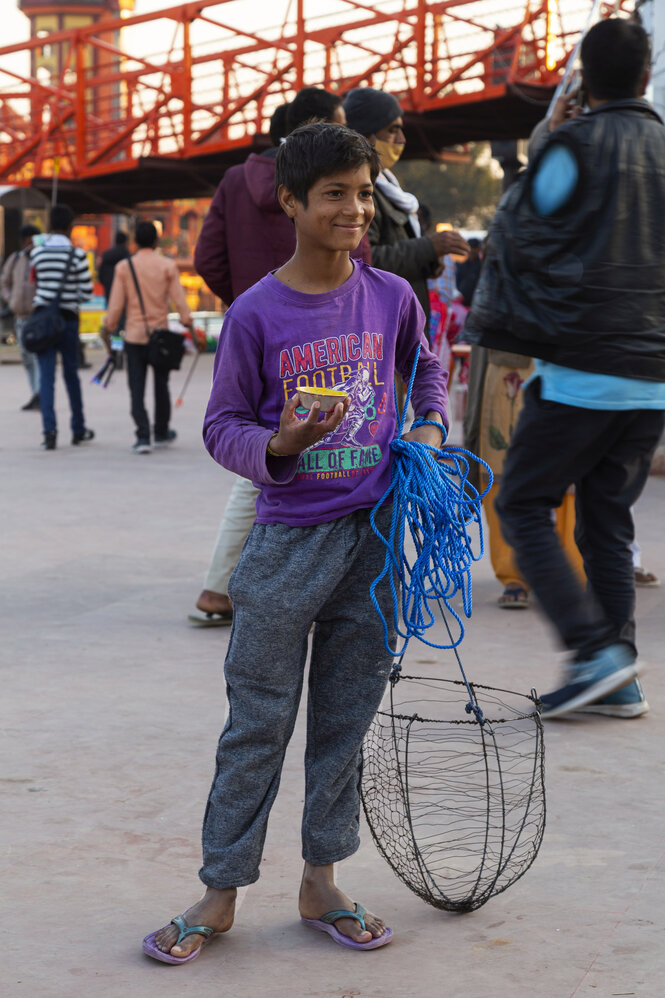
[30,235,93,313]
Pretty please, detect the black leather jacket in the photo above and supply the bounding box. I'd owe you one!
[368,184,439,320]
[466,99,665,382]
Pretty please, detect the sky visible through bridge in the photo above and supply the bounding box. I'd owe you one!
[0,0,611,207]
[4,0,587,101]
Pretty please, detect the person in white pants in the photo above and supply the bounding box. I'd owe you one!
[631,536,660,588]
[194,476,260,622]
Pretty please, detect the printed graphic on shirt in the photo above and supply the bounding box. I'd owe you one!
[278,331,389,482]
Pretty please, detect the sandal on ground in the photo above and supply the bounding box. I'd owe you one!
[497,585,529,609]
[634,566,661,588]
[142,914,214,964]
[300,903,393,951]
[188,611,233,627]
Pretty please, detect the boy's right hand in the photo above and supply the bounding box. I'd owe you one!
[268,394,349,456]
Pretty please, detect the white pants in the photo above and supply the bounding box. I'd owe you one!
[203,476,260,595]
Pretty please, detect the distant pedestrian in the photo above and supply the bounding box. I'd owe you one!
[98,230,130,304]
[419,204,459,368]
[98,231,130,370]
[1,224,41,410]
[455,237,482,307]
[100,221,193,454]
[29,204,95,451]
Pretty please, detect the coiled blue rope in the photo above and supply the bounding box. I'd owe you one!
[369,346,493,722]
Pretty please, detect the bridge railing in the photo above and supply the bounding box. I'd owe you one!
[0,0,626,185]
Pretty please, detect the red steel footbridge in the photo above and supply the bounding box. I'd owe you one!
[0,0,630,211]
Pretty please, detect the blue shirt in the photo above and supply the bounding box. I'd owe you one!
[534,360,665,410]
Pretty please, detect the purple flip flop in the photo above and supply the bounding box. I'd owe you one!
[301,903,393,951]
[142,914,214,965]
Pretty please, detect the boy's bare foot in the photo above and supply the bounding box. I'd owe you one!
[153,887,237,958]
[298,863,386,944]
[196,589,233,616]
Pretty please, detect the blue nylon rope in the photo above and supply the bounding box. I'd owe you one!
[369,345,493,723]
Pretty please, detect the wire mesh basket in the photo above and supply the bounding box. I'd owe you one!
[361,675,546,913]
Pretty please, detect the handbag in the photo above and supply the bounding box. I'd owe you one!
[126,257,185,371]
[23,247,76,354]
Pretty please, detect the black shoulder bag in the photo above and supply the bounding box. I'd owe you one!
[23,246,76,354]
[126,256,185,372]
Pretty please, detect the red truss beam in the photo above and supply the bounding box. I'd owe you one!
[0,0,631,188]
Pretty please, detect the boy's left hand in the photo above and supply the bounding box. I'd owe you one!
[402,410,445,448]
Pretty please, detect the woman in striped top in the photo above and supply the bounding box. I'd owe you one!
[29,204,95,450]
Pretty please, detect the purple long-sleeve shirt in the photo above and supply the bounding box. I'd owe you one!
[203,260,448,526]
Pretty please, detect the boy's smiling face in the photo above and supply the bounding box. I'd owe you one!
[280,164,375,254]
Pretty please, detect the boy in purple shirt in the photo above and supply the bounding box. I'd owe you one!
[144,122,448,963]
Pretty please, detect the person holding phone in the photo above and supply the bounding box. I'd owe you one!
[466,18,665,720]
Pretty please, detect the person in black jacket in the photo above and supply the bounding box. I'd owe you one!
[466,17,665,720]
[98,231,130,369]
[98,231,130,304]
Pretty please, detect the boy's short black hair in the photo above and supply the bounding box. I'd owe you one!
[287,87,342,133]
[581,18,650,100]
[135,221,158,248]
[50,203,74,232]
[275,122,380,206]
[115,230,129,246]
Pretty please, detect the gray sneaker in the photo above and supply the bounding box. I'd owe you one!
[154,429,177,447]
[540,643,639,719]
[574,678,649,718]
[132,439,152,454]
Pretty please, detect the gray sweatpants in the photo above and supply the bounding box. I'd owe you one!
[200,506,394,889]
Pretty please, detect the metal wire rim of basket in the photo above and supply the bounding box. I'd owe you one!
[361,675,546,913]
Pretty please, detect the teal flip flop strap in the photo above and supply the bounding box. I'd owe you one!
[171,914,215,943]
[319,904,366,931]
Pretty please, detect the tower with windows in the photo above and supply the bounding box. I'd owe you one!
[18,1,127,81]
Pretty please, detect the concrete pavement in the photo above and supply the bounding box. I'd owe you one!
[2,346,664,998]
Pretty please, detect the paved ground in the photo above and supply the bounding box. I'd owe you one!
[2,346,664,998]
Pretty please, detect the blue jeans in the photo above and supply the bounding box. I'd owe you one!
[37,313,85,435]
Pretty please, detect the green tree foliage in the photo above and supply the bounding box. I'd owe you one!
[393,143,502,229]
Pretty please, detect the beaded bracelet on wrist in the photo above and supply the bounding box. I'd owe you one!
[266,432,285,458]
